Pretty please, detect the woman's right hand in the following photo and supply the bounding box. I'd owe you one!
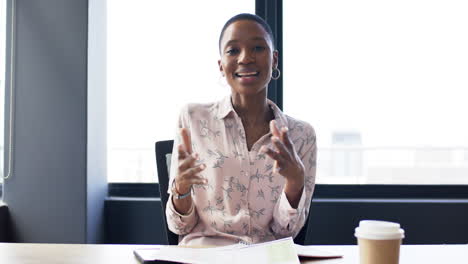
[174,128,207,195]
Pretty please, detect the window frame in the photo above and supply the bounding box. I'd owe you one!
[256,0,283,109]
[1,0,13,200]
[108,0,468,199]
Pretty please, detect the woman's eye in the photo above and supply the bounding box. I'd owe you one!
[226,48,239,55]
[254,46,266,52]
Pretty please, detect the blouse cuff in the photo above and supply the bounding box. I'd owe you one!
[274,188,307,229]
[168,194,196,222]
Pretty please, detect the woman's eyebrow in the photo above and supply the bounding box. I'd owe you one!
[224,39,239,47]
[250,37,267,42]
[224,37,268,47]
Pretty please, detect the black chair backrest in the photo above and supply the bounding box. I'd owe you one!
[293,207,312,245]
[155,139,312,245]
[155,140,179,245]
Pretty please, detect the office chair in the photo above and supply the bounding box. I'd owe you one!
[155,140,179,245]
[293,206,312,245]
[155,139,313,245]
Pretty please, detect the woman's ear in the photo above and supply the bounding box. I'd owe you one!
[218,59,225,76]
[273,50,279,69]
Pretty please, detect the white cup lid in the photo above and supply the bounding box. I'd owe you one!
[355,220,405,240]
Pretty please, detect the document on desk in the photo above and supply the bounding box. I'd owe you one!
[134,237,298,264]
[134,237,341,264]
[295,244,342,259]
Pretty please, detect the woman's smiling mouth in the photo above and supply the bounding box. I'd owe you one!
[235,71,259,77]
[235,71,260,84]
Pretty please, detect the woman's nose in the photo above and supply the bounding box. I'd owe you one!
[238,49,255,64]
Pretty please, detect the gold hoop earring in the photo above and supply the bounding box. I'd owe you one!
[271,68,281,80]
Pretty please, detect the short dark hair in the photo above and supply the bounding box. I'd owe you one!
[218,13,275,53]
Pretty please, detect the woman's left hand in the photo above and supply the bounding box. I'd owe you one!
[261,120,305,195]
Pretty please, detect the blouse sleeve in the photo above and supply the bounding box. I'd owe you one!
[165,105,199,235]
[270,124,317,239]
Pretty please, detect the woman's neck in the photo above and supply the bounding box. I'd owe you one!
[231,92,273,128]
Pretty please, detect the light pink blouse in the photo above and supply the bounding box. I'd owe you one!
[166,96,317,246]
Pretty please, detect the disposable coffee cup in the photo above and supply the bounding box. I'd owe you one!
[354,220,405,264]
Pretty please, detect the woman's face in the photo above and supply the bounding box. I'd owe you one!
[218,20,278,96]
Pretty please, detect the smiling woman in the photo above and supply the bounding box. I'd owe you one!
[165,13,316,247]
[218,18,278,97]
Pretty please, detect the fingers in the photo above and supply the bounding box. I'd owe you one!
[180,128,193,154]
[270,120,293,149]
[263,124,294,174]
[176,128,206,192]
[261,146,286,167]
[180,164,207,182]
[271,136,289,156]
[270,120,281,138]
[184,176,208,186]
[178,144,189,160]
[178,152,198,171]
[177,164,208,191]
[280,126,293,149]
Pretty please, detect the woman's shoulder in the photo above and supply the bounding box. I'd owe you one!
[285,114,316,138]
[284,115,317,154]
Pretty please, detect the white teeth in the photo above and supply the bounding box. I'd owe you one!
[237,72,258,77]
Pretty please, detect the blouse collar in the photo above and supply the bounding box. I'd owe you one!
[216,96,288,129]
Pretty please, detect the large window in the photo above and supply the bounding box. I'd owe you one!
[107,1,255,182]
[284,0,468,184]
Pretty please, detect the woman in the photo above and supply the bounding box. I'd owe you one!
[166,13,316,246]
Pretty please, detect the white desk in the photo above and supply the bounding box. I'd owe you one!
[301,244,468,263]
[0,243,467,263]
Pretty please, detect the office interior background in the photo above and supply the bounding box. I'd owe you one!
[1,0,468,245]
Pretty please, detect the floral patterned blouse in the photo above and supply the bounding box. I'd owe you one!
[166,96,317,246]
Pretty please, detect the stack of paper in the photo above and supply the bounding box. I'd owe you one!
[134,237,342,264]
